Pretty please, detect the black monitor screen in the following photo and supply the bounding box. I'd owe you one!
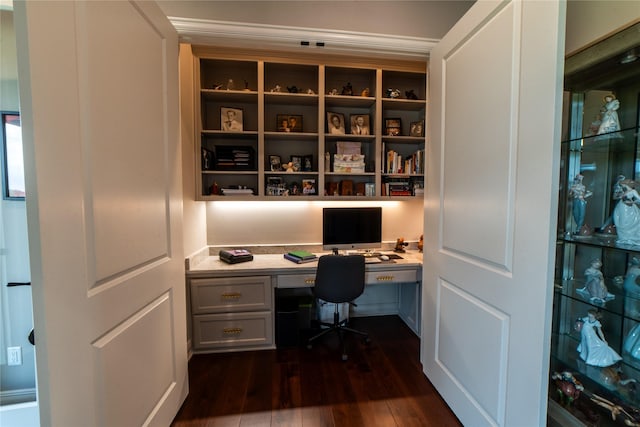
[322,207,382,251]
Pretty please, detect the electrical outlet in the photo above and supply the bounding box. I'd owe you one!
[7,346,22,366]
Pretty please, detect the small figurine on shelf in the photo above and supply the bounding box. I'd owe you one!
[270,84,282,93]
[623,323,640,360]
[568,174,593,235]
[623,257,640,297]
[613,178,640,245]
[551,371,583,406]
[576,258,615,304]
[597,94,622,137]
[341,82,353,96]
[418,235,423,252]
[243,80,251,91]
[226,79,235,90]
[361,88,370,97]
[575,309,622,367]
[287,85,299,93]
[284,162,296,172]
[394,237,409,253]
[405,89,418,100]
[386,88,401,98]
[597,174,625,236]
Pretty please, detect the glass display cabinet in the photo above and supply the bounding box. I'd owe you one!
[549,23,640,426]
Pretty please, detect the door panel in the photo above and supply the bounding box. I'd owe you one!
[14,1,187,425]
[423,1,565,425]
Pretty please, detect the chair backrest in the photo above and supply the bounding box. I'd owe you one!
[313,255,366,303]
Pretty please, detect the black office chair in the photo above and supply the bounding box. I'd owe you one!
[307,254,369,360]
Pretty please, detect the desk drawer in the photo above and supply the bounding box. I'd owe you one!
[365,269,418,285]
[191,276,272,314]
[193,311,273,350]
[276,273,316,288]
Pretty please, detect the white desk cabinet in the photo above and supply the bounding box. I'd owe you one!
[191,275,273,351]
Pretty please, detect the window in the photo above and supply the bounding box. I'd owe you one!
[1,112,25,199]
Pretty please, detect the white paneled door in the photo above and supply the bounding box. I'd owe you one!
[14,1,187,425]
[423,1,565,425]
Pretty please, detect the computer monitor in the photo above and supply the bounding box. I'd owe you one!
[322,207,382,252]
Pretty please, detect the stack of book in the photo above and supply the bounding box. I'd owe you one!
[284,250,318,264]
[214,146,254,170]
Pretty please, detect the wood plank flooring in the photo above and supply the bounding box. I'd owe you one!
[171,315,461,427]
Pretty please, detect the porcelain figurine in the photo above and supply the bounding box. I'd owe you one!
[568,174,593,234]
[551,371,583,405]
[597,94,622,136]
[270,84,282,93]
[598,174,625,234]
[405,89,418,100]
[341,82,353,96]
[287,85,298,93]
[576,258,614,304]
[361,88,370,97]
[623,323,640,359]
[623,257,640,297]
[386,88,401,98]
[613,179,640,245]
[575,309,622,367]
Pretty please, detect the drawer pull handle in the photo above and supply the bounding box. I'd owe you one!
[376,275,394,282]
[304,278,315,284]
[223,327,243,335]
[221,292,242,300]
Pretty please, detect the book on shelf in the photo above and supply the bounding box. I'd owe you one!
[284,253,318,264]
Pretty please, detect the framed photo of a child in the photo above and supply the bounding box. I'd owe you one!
[410,120,424,137]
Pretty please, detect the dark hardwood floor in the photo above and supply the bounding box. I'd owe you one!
[171,315,461,427]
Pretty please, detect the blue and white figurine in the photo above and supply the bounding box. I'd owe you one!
[568,174,593,235]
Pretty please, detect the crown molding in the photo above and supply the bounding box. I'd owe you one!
[168,17,437,60]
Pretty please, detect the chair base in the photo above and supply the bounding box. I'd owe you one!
[307,309,370,361]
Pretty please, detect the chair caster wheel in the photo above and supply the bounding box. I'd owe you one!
[342,354,348,361]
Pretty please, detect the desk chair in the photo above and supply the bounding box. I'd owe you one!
[307,254,369,360]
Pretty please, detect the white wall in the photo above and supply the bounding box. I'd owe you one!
[206,199,424,247]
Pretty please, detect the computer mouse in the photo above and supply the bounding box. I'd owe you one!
[380,255,390,261]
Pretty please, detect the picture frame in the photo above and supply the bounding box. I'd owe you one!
[327,112,346,135]
[302,179,316,195]
[290,155,302,171]
[410,120,425,137]
[221,107,243,132]
[269,155,282,171]
[277,114,303,132]
[350,114,370,135]
[385,118,402,136]
[302,154,313,172]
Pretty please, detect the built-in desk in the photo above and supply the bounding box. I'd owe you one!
[186,251,423,353]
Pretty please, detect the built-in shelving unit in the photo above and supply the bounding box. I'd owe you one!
[193,48,427,200]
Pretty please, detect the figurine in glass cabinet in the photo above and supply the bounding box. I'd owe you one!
[597,94,622,136]
[575,309,622,367]
[613,179,640,245]
[597,174,625,235]
[623,323,640,360]
[568,174,593,235]
[577,258,615,304]
[623,257,640,297]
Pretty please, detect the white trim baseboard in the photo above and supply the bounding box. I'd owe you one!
[168,17,438,59]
